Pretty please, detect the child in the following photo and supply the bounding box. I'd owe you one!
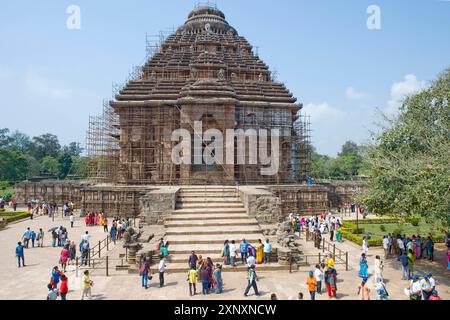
[298,292,304,300]
[306,271,318,300]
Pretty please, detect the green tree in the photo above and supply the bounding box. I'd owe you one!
[71,156,88,178]
[57,152,73,179]
[0,128,11,148]
[8,130,32,153]
[63,142,83,157]
[361,68,450,227]
[0,148,28,181]
[30,134,61,160]
[40,156,59,176]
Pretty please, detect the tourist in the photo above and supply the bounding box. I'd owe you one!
[81,270,93,300]
[244,266,259,297]
[50,266,62,289]
[326,253,335,269]
[139,257,151,289]
[314,264,323,294]
[200,262,211,295]
[336,226,342,243]
[408,275,422,300]
[82,231,90,243]
[400,250,409,280]
[51,229,57,247]
[256,239,263,264]
[270,293,278,300]
[37,228,44,248]
[158,257,166,288]
[416,235,422,259]
[263,239,272,264]
[222,241,231,266]
[247,253,256,269]
[420,274,435,300]
[188,251,198,269]
[324,267,337,299]
[47,284,59,300]
[298,292,304,300]
[329,222,335,242]
[428,290,442,300]
[407,249,415,279]
[70,213,74,228]
[362,237,369,255]
[103,216,108,232]
[80,240,90,266]
[110,224,117,244]
[374,255,384,283]
[213,264,223,294]
[69,241,76,265]
[23,227,31,248]
[59,245,70,272]
[15,241,25,268]
[59,274,69,300]
[425,236,434,261]
[240,239,249,265]
[161,242,169,258]
[187,266,198,296]
[382,236,389,259]
[30,230,36,248]
[387,233,393,257]
[357,280,370,300]
[397,235,405,260]
[229,240,237,267]
[358,253,369,282]
[375,278,389,300]
[306,271,318,300]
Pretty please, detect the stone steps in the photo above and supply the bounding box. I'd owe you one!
[176,198,242,203]
[176,203,245,209]
[165,218,258,227]
[172,208,246,214]
[166,233,263,244]
[166,214,249,221]
[167,243,224,255]
[165,225,261,236]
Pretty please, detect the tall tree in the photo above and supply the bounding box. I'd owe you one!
[8,130,32,153]
[0,128,11,148]
[361,68,450,227]
[0,148,28,181]
[57,152,73,179]
[30,134,61,160]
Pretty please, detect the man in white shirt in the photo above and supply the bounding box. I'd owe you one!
[158,257,166,288]
[382,236,389,258]
[69,213,74,228]
[82,231,90,243]
[247,255,256,268]
[420,274,435,300]
[397,237,405,259]
[409,275,422,300]
[314,264,323,294]
[229,240,237,267]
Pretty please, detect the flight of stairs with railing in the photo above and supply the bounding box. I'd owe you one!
[149,186,290,273]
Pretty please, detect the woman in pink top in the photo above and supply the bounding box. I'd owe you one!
[428,290,442,300]
[59,245,70,272]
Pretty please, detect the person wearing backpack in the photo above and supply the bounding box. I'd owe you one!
[139,257,151,289]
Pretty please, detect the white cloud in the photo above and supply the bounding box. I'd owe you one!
[386,74,427,115]
[345,86,368,100]
[301,102,344,122]
[25,70,71,99]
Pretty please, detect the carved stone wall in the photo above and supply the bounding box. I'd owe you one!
[139,187,179,225]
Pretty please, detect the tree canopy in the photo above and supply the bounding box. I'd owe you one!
[360,68,450,227]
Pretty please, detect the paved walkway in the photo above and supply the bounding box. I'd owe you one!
[0,214,448,300]
[0,213,111,300]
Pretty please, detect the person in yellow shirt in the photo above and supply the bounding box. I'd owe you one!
[187,266,198,296]
[306,271,318,300]
[327,254,335,269]
[81,270,93,300]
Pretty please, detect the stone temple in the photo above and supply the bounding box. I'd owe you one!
[15,5,365,223]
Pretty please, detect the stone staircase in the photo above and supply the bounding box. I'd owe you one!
[149,186,291,273]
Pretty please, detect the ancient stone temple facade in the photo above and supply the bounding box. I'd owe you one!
[107,6,308,185]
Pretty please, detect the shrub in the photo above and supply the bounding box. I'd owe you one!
[346,218,399,225]
[409,217,420,227]
[380,225,386,232]
[392,227,403,235]
[3,212,29,223]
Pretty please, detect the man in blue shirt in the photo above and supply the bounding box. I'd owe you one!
[23,228,32,248]
[399,251,409,280]
[240,239,249,264]
[31,230,36,248]
[15,242,25,267]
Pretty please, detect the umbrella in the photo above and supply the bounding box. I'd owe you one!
[48,227,58,233]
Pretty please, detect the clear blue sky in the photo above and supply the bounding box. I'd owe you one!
[0,0,449,156]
